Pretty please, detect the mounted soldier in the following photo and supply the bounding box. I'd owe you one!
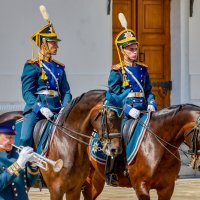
[105,13,157,186]
[20,5,72,147]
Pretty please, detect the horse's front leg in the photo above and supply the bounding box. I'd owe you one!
[156,181,175,200]
[49,185,65,200]
[134,181,150,200]
[65,188,82,200]
[82,169,105,200]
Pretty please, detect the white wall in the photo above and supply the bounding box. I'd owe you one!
[189,1,200,104]
[171,0,200,106]
[171,0,181,105]
[171,0,190,105]
[0,0,112,111]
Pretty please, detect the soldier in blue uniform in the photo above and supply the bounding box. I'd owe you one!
[105,13,157,186]
[20,6,72,147]
[0,121,39,200]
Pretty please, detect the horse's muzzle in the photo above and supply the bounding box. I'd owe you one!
[104,143,122,157]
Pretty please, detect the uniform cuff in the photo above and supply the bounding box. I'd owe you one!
[7,162,21,176]
[149,100,157,110]
[32,102,44,114]
[123,104,132,117]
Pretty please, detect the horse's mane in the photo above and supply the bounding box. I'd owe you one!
[59,90,106,125]
[154,103,200,119]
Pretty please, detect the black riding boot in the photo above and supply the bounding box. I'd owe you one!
[105,155,119,187]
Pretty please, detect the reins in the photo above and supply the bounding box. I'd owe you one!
[136,117,198,167]
[48,118,91,146]
[47,104,121,146]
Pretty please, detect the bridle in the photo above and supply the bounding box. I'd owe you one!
[94,104,122,157]
[96,104,121,140]
[48,103,121,146]
[185,124,200,169]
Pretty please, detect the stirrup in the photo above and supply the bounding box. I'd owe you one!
[106,173,119,187]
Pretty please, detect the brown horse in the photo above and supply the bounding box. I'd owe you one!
[41,90,123,200]
[82,104,200,200]
[0,90,122,200]
[0,111,23,123]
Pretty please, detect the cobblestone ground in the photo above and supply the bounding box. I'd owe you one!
[29,179,200,200]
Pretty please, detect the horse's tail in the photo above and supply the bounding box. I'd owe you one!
[0,111,23,124]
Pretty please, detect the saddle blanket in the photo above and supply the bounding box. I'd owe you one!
[89,131,107,165]
[14,118,55,155]
[126,112,151,165]
[89,112,151,165]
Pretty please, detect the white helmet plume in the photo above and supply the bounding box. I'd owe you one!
[39,5,50,23]
[118,13,128,30]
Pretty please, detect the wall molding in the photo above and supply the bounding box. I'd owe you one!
[0,103,24,112]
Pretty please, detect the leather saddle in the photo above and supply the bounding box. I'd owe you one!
[122,118,138,147]
[33,119,49,150]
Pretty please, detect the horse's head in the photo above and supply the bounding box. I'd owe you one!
[62,90,123,157]
[90,103,123,157]
[184,120,200,171]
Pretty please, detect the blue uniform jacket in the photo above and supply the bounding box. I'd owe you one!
[0,149,39,200]
[107,62,156,117]
[21,59,72,115]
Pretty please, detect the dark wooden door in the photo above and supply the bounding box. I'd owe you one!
[112,0,171,109]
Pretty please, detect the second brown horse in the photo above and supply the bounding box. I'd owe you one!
[82,104,200,200]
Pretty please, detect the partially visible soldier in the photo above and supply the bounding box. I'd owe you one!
[105,13,157,186]
[0,121,39,200]
[20,5,72,147]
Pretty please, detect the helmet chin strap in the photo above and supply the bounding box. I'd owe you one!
[40,38,52,61]
[42,38,51,54]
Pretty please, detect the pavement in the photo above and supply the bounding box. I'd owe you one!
[29,178,200,200]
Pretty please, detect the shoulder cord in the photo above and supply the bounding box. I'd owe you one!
[42,62,62,104]
[124,67,145,99]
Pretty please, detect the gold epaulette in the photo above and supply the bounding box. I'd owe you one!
[52,59,65,67]
[135,61,148,68]
[26,58,39,64]
[112,63,122,70]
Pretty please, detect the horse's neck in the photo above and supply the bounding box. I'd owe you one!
[155,111,195,145]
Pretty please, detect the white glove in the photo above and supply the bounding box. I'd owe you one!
[128,108,140,119]
[58,107,64,115]
[17,146,34,169]
[147,105,155,112]
[40,107,54,119]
